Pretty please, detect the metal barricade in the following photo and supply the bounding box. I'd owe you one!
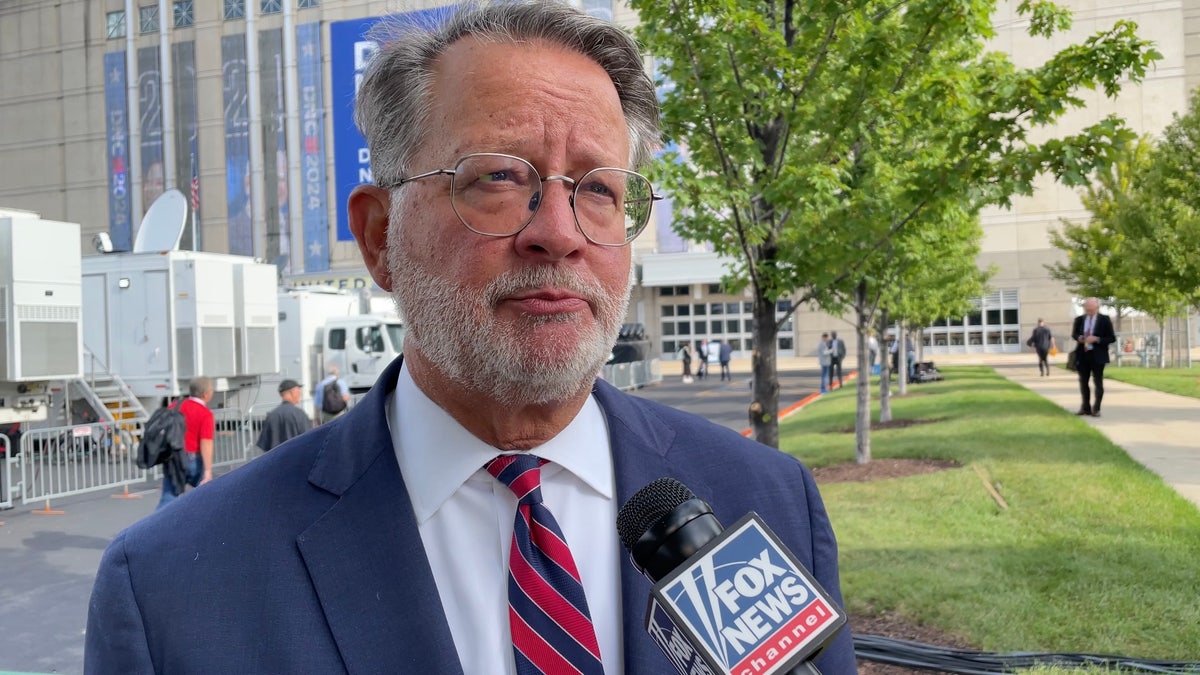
[1,433,13,510]
[600,358,661,391]
[17,420,144,506]
[212,407,253,469]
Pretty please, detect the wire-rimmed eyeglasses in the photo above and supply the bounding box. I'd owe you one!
[378,153,662,247]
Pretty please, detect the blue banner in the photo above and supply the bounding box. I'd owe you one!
[329,7,454,242]
[103,51,133,251]
[137,46,164,220]
[297,22,329,272]
[221,35,253,256]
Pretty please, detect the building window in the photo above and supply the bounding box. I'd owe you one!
[581,0,613,22]
[106,11,126,39]
[139,5,160,33]
[173,1,194,27]
[658,285,689,297]
[261,0,282,14]
[923,290,1020,352]
[707,283,722,294]
[223,0,244,20]
[778,337,793,351]
[298,0,319,6]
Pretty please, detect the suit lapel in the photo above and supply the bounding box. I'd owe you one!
[593,381,685,672]
[297,357,464,675]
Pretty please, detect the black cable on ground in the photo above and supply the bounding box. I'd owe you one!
[854,633,1200,673]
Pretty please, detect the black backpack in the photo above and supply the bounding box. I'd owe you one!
[321,381,347,415]
[137,400,186,469]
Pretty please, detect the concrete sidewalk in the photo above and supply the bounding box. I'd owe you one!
[992,360,1200,511]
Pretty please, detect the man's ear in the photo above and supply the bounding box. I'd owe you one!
[348,185,394,291]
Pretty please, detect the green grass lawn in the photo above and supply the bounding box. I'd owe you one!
[781,367,1200,662]
[1102,365,1200,399]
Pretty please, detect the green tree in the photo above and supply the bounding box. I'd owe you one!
[634,0,1160,447]
[1046,137,1152,330]
[1129,90,1200,316]
[841,211,990,462]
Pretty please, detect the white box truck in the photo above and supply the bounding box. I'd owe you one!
[81,251,279,408]
[272,288,404,402]
[0,209,83,423]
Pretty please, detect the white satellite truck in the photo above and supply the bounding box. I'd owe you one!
[0,208,84,425]
[274,287,404,406]
[80,189,280,419]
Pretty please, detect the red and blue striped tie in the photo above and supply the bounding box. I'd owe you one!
[486,454,604,675]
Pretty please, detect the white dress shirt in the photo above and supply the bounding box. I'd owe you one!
[388,363,623,675]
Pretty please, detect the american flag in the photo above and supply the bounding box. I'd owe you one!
[189,153,199,212]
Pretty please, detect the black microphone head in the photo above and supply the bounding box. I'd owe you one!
[616,477,696,552]
[618,477,724,581]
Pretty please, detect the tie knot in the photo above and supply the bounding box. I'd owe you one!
[486,454,546,505]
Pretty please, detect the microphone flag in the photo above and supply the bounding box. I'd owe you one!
[644,514,846,675]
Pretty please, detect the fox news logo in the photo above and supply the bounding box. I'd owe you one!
[650,515,843,675]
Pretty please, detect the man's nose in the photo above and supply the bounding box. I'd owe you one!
[514,179,585,259]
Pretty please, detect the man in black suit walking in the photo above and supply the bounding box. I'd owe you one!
[1071,297,1116,417]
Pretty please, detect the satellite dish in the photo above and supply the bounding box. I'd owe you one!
[132,189,188,253]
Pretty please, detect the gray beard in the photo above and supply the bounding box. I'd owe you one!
[387,236,629,405]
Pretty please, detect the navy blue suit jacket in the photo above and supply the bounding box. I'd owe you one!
[86,357,857,673]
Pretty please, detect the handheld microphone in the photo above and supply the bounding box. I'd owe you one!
[617,478,846,675]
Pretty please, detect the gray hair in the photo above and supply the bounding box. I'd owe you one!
[354,0,661,187]
[188,376,212,398]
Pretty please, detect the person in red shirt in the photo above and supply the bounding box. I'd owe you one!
[157,376,215,509]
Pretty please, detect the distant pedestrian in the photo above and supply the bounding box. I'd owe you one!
[695,340,708,380]
[678,342,694,383]
[256,379,312,452]
[718,340,733,381]
[157,376,214,510]
[867,331,880,375]
[314,365,350,424]
[1071,297,1116,417]
[1026,318,1057,377]
[829,330,846,388]
[817,333,832,393]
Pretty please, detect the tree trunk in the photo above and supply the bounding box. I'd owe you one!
[879,308,893,423]
[1159,324,1167,368]
[1187,314,1194,369]
[750,293,780,448]
[897,319,909,395]
[854,281,872,464]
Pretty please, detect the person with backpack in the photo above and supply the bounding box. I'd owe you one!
[157,376,214,510]
[314,365,350,424]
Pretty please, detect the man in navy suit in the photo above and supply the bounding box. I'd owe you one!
[85,2,856,672]
[1071,297,1117,417]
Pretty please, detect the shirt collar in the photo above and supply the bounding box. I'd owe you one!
[389,362,613,524]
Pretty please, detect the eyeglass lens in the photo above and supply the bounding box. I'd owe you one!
[449,154,653,245]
